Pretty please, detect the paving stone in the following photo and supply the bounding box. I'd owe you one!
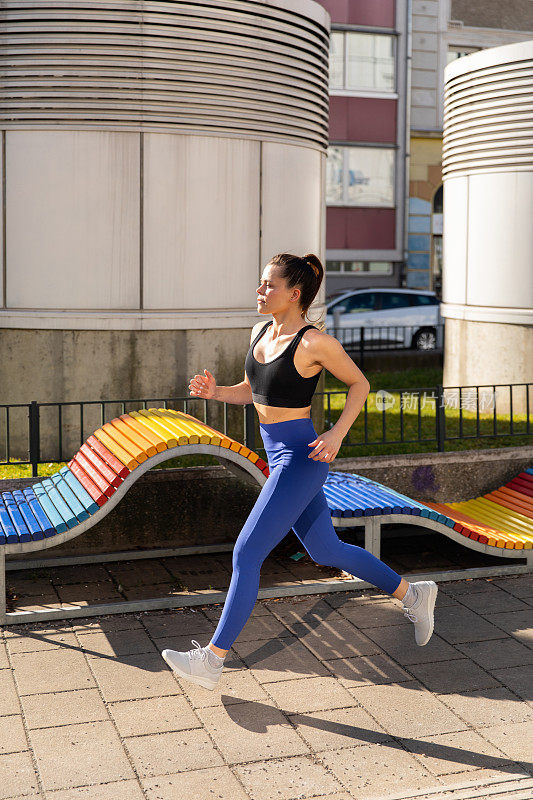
[0,669,20,716]
[76,629,156,658]
[69,616,144,634]
[174,667,270,709]
[322,653,412,688]
[434,763,532,792]
[105,561,175,588]
[0,715,27,755]
[141,765,249,800]
[324,590,393,609]
[288,705,392,752]
[202,601,272,620]
[265,676,357,714]
[140,609,214,638]
[348,680,468,738]
[406,657,502,694]
[231,636,330,683]
[399,728,511,775]
[490,664,533,702]
[56,583,125,604]
[232,614,294,642]
[10,648,96,696]
[46,778,145,799]
[431,606,508,645]
[479,720,533,765]
[455,590,531,615]
[441,579,503,596]
[123,728,224,777]
[0,751,40,799]
[335,598,414,628]
[492,575,533,598]
[39,564,112,585]
[321,741,438,797]
[29,720,134,792]
[437,686,533,727]
[234,754,342,800]
[455,637,533,671]
[362,624,463,665]
[107,695,201,736]
[21,688,108,729]
[265,597,339,620]
[122,583,186,600]
[5,629,78,654]
[483,608,533,647]
[87,652,183,702]
[195,702,310,764]
[0,643,8,669]
[281,617,384,661]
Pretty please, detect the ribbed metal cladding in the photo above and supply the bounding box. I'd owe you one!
[443,41,533,178]
[0,0,330,151]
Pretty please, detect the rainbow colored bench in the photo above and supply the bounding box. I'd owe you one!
[324,470,533,567]
[0,409,531,625]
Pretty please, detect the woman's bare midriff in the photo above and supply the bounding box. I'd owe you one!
[254,402,312,425]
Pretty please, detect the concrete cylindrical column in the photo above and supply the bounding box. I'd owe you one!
[442,41,533,413]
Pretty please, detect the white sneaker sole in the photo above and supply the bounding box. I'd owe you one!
[417,581,438,646]
[161,649,220,691]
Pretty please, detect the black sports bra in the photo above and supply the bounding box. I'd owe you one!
[244,320,323,408]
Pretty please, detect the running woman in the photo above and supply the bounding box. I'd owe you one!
[161,253,438,690]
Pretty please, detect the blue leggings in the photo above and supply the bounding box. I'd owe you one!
[210,417,402,650]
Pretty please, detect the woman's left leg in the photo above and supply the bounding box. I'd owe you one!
[291,487,403,594]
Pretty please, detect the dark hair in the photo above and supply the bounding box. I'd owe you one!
[268,252,325,329]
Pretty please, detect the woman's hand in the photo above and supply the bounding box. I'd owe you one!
[307,429,343,462]
[189,369,217,400]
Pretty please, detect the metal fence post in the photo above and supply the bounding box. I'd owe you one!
[244,403,255,451]
[359,326,365,368]
[29,401,40,477]
[436,384,445,452]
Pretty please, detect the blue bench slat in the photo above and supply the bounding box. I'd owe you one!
[0,498,18,544]
[40,478,79,529]
[59,466,99,514]
[50,473,90,522]
[323,483,358,517]
[324,482,374,516]
[524,466,533,475]
[11,490,45,540]
[1,493,32,542]
[22,487,56,537]
[326,476,395,514]
[334,472,441,521]
[32,484,68,534]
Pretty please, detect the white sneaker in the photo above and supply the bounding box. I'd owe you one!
[402,581,438,646]
[161,639,224,690]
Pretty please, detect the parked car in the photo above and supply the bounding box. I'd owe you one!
[325,288,441,350]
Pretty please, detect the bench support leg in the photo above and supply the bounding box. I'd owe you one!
[0,551,5,627]
[364,517,381,560]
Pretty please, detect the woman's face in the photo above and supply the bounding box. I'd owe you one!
[256,263,300,313]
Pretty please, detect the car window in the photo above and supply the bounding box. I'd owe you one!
[410,294,438,306]
[330,293,376,313]
[379,292,412,310]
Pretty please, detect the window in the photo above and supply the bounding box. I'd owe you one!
[326,261,393,275]
[326,146,395,207]
[410,294,438,306]
[378,292,411,310]
[330,31,395,92]
[446,46,481,65]
[331,292,377,313]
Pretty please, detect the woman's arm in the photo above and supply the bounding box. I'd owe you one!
[213,378,253,406]
[306,331,371,461]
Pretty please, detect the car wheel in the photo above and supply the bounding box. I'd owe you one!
[413,328,436,350]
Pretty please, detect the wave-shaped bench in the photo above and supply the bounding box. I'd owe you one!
[324,469,533,566]
[0,409,531,625]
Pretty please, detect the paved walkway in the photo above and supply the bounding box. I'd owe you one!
[0,575,532,800]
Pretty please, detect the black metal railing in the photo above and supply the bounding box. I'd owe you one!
[1,381,531,476]
[329,322,444,366]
